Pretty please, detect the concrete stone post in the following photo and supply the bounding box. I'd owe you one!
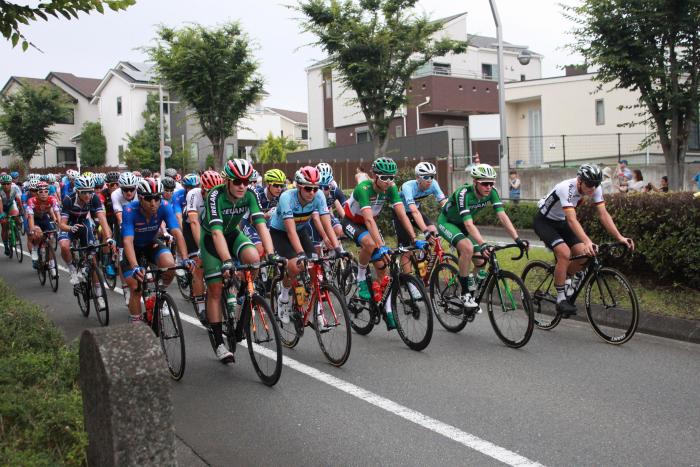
[79,324,175,467]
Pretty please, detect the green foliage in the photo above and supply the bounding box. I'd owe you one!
[257,132,299,163]
[297,0,467,155]
[0,0,134,51]
[167,145,195,173]
[472,201,540,230]
[0,280,86,466]
[564,0,700,189]
[122,93,162,171]
[146,22,264,170]
[79,121,106,167]
[205,154,216,170]
[0,84,72,169]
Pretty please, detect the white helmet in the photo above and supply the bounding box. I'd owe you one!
[316,162,333,177]
[118,172,138,188]
[415,162,437,177]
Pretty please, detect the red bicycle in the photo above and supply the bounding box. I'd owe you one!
[407,234,459,288]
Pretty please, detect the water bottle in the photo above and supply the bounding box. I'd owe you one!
[295,284,307,306]
[225,289,237,311]
[476,269,488,289]
[467,273,477,293]
[372,280,382,302]
[417,258,427,278]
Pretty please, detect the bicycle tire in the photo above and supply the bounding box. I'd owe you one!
[157,292,186,380]
[584,267,639,345]
[102,255,117,290]
[313,283,352,366]
[13,223,23,263]
[37,245,47,286]
[270,276,300,348]
[429,262,468,333]
[392,273,433,351]
[521,260,561,330]
[75,272,90,317]
[348,290,375,336]
[244,294,283,386]
[176,271,192,301]
[337,256,358,297]
[92,267,110,326]
[485,270,534,348]
[47,247,59,292]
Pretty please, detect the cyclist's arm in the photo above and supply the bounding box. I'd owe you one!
[311,212,329,246]
[284,218,305,255]
[319,213,340,249]
[393,203,417,244]
[187,211,201,246]
[406,203,429,233]
[595,203,634,249]
[115,211,123,225]
[495,211,519,240]
[254,221,275,256]
[333,199,345,218]
[564,208,594,248]
[122,236,139,270]
[211,229,232,263]
[95,211,113,239]
[28,214,36,232]
[463,218,486,246]
[59,215,71,232]
[170,228,189,261]
[361,208,384,247]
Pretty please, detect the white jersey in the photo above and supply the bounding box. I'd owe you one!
[538,178,604,221]
[184,187,205,223]
[111,187,133,214]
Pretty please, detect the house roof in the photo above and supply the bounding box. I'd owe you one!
[91,61,159,101]
[432,12,467,25]
[1,76,77,102]
[267,107,308,125]
[47,72,101,99]
[467,34,537,54]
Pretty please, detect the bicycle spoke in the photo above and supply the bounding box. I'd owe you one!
[585,268,639,344]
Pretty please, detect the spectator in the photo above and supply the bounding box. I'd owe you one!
[508,170,521,203]
[601,166,615,194]
[692,169,700,191]
[647,175,669,193]
[355,166,369,183]
[615,159,633,184]
[627,169,646,192]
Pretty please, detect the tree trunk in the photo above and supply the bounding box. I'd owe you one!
[212,139,224,170]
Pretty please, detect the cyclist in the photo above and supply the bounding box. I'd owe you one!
[61,169,78,199]
[0,174,22,256]
[99,172,121,278]
[314,162,346,246]
[269,166,343,326]
[112,172,139,303]
[534,163,635,317]
[26,181,60,269]
[163,168,183,190]
[436,163,526,312]
[341,157,427,315]
[241,168,286,259]
[200,159,277,363]
[121,178,194,323]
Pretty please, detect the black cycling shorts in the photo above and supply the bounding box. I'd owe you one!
[392,206,433,247]
[270,226,314,259]
[183,222,199,257]
[533,213,581,250]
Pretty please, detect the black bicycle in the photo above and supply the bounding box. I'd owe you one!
[36,229,59,292]
[70,241,111,326]
[348,246,434,351]
[429,243,534,348]
[521,242,639,345]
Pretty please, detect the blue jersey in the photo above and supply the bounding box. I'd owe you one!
[61,192,103,225]
[323,184,346,210]
[400,179,446,210]
[252,185,281,212]
[121,199,180,248]
[48,184,57,197]
[61,176,73,199]
[269,188,329,232]
[170,188,187,215]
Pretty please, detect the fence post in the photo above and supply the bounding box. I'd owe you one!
[506,136,510,169]
[617,133,622,161]
[562,134,566,167]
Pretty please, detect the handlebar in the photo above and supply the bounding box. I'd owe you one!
[570,241,630,262]
[475,242,529,262]
[70,241,111,252]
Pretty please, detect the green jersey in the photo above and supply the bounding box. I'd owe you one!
[343,179,402,224]
[443,184,504,224]
[202,185,265,235]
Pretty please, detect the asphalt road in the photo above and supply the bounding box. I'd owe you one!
[2,253,699,467]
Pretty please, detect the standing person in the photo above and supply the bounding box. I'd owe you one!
[355,166,370,183]
[627,169,646,193]
[614,159,633,186]
[601,167,615,195]
[508,170,521,203]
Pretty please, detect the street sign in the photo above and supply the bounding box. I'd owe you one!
[162,145,173,159]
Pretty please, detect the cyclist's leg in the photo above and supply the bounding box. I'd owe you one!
[152,240,176,286]
[120,253,143,318]
[342,217,376,298]
[392,209,416,274]
[58,231,74,266]
[437,213,474,295]
[534,214,575,310]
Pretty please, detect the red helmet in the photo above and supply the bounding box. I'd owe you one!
[201,170,224,191]
[294,166,320,186]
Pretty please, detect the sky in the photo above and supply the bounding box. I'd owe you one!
[1,0,582,112]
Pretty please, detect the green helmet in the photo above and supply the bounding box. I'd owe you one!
[371,157,397,175]
[0,174,12,184]
[470,163,497,180]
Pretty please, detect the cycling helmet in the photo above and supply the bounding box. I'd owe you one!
[46,173,56,183]
[66,169,78,179]
[106,171,120,183]
[28,178,41,190]
[372,157,397,175]
[81,171,94,179]
[28,173,40,180]
[415,162,437,176]
[264,169,286,184]
[93,173,105,188]
[141,168,153,178]
[200,170,223,191]
[161,176,176,190]
[251,169,260,182]
[39,174,49,182]
[319,172,333,187]
[470,163,497,180]
[222,159,253,180]
[73,175,93,191]
[10,171,19,180]
[118,172,138,188]
[577,163,603,186]
[164,168,177,179]
[316,162,333,178]
[294,166,321,186]
[182,173,200,188]
[137,178,162,196]
[37,181,49,191]
[0,174,12,184]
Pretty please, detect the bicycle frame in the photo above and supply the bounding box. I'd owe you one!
[474,244,527,309]
[296,257,343,329]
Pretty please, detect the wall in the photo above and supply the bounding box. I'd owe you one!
[307,66,327,149]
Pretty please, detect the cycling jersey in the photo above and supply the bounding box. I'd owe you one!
[61,177,73,199]
[400,179,446,210]
[184,188,205,223]
[100,188,115,222]
[121,199,179,248]
[252,185,281,213]
[0,186,21,209]
[323,183,346,210]
[538,178,604,221]
[442,184,504,224]
[343,180,402,224]
[170,188,187,215]
[111,188,134,214]
[61,192,103,225]
[269,188,329,231]
[201,186,264,236]
[26,196,60,218]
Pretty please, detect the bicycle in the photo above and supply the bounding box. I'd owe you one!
[205,258,284,386]
[100,248,119,290]
[139,264,187,380]
[4,215,23,262]
[347,246,434,351]
[521,242,639,345]
[70,241,111,326]
[429,243,534,348]
[36,229,59,292]
[270,254,353,366]
[407,234,459,289]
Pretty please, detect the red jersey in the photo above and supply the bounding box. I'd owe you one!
[26,195,59,218]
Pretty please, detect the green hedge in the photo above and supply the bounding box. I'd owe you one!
[0,280,87,466]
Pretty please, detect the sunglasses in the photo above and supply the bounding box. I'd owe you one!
[377,175,395,182]
[229,179,250,187]
[78,190,93,195]
[121,187,135,193]
[303,186,319,193]
[37,190,49,193]
[477,181,495,187]
[1,183,10,186]
[142,195,162,202]
[419,175,434,181]
[164,189,174,193]
[270,184,285,189]
[320,185,330,191]
[109,183,119,188]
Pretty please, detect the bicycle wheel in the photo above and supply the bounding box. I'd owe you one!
[392,273,433,351]
[102,255,117,290]
[47,248,59,292]
[521,260,561,330]
[13,223,23,263]
[429,262,468,333]
[270,276,299,348]
[337,256,358,297]
[313,283,352,366]
[92,267,110,326]
[176,270,192,301]
[37,245,47,286]
[584,267,639,345]
[244,294,283,386]
[157,292,186,380]
[485,271,534,348]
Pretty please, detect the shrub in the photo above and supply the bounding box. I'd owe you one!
[79,121,106,167]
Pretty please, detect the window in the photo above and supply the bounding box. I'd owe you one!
[301,129,308,140]
[57,108,75,125]
[356,130,371,143]
[520,74,526,81]
[595,99,605,125]
[163,95,169,115]
[395,125,404,138]
[482,63,494,80]
[1,148,11,157]
[117,96,122,115]
[225,144,234,158]
[57,147,77,164]
[324,79,332,99]
[433,62,451,76]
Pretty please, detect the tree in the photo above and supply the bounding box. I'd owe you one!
[0,84,72,170]
[122,93,162,171]
[79,121,106,167]
[146,22,264,170]
[167,145,195,174]
[0,0,134,51]
[257,133,299,163]
[297,0,467,156]
[565,0,700,190]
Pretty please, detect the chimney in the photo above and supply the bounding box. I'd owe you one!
[565,65,588,76]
